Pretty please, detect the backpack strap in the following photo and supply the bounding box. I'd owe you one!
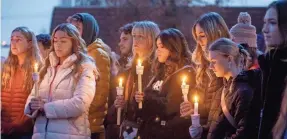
[221,89,238,128]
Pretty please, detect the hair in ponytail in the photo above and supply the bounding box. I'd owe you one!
[209,38,251,70]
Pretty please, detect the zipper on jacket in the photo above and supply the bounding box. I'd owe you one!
[44,119,49,139]
[44,67,58,139]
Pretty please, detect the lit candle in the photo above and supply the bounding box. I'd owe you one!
[194,96,199,115]
[119,78,123,88]
[33,63,39,97]
[34,63,39,73]
[117,78,124,125]
[138,59,142,67]
[181,75,189,102]
[136,58,144,109]
[182,76,187,86]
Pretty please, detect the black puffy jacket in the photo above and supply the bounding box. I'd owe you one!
[207,71,253,139]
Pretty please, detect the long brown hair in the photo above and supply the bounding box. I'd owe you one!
[192,12,230,86]
[153,28,193,79]
[39,23,95,83]
[1,27,42,93]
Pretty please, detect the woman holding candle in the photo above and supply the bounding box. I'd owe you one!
[105,21,160,139]
[1,27,42,139]
[134,28,196,139]
[207,38,253,139]
[24,23,98,139]
[180,12,230,139]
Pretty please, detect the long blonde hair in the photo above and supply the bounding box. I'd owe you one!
[39,23,95,83]
[127,21,160,68]
[192,12,230,86]
[1,27,42,93]
[209,38,251,70]
[273,85,287,139]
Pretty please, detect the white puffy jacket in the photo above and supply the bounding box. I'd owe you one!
[24,53,97,139]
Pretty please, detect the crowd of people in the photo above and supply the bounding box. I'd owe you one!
[1,0,287,139]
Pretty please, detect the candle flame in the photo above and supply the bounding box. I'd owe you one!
[119,77,123,87]
[194,96,198,103]
[34,63,39,72]
[137,59,142,66]
[182,76,187,85]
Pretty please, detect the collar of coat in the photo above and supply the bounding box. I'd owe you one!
[87,38,107,52]
[223,71,249,88]
[49,52,77,69]
[268,46,287,62]
[48,52,99,80]
[147,65,195,92]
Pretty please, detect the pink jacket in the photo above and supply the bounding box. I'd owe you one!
[24,52,97,139]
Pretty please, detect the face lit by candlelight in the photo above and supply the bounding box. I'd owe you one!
[10,31,32,56]
[132,28,151,57]
[195,24,208,53]
[156,38,170,63]
[53,30,73,60]
[209,51,230,78]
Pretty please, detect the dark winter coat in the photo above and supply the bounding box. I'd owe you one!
[258,46,287,139]
[244,69,262,139]
[207,72,253,139]
[196,69,224,139]
[138,65,196,139]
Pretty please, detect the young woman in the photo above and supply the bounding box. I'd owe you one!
[180,12,230,139]
[1,27,42,139]
[68,13,115,139]
[230,12,259,70]
[259,1,287,138]
[105,21,160,139]
[134,28,196,139]
[207,38,253,138]
[24,23,98,139]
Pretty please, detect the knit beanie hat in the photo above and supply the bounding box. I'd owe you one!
[230,12,257,48]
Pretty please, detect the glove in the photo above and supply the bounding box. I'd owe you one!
[32,73,40,82]
[189,125,203,139]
